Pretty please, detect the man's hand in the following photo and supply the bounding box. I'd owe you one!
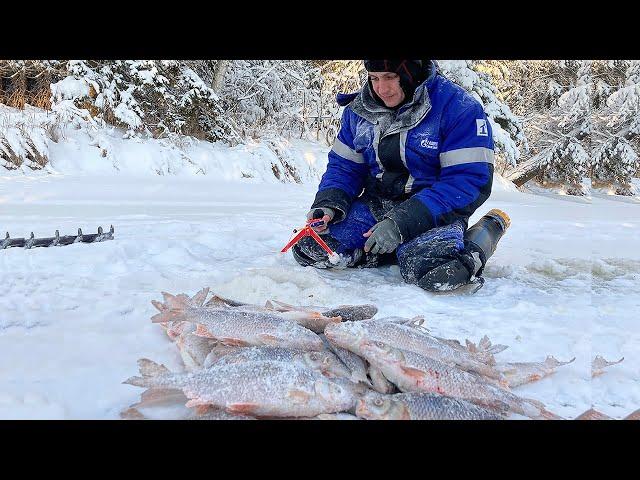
[306,207,335,233]
[363,218,402,254]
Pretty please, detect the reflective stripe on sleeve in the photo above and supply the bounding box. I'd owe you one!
[332,137,365,164]
[439,147,495,168]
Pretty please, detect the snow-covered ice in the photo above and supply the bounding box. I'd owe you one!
[1,145,638,419]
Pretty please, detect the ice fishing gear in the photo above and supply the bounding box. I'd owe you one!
[281,218,340,264]
[416,209,511,294]
[1,225,115,250]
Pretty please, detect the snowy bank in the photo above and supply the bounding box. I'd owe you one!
[1,104,329,183]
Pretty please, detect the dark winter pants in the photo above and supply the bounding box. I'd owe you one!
[292,199,471,288]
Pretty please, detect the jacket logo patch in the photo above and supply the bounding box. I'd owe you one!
[420,138,439,149]
[476,119,489,137]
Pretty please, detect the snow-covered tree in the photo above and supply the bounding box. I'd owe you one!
[486,60,592,195]
[218,60,316,139]
[50,60,231,142]
[591,60,640,195]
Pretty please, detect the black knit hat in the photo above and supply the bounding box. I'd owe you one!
[364,60,430,99]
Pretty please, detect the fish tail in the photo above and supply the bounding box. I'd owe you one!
[538,407,564,420]
[575,408,612,420]
[151,293,191,323]
[123,358,172,388]
[488,344,509,355]
[271,300,297,311]
[161,291,191,310]
[544,355,576,368]
[190,287,210,307]
[624,408,640,420]
[123,376,152,388]
[522,398,563,420]
[127,388,187,412]
[120,407,146,420]
[151,310,181,324]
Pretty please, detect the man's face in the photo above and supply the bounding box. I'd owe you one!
[368,71,405,108]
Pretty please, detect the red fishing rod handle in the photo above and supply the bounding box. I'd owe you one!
[307,218,327,228]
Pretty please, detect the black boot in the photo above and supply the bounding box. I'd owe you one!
[416,209,510,293]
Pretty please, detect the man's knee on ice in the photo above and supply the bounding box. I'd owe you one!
[395,221,477,292]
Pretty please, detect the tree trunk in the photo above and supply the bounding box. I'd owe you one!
[211,60,230,93]
[503,149,551,186]
[503,125,587,187]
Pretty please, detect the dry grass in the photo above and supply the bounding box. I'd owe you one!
[0,61,53,111]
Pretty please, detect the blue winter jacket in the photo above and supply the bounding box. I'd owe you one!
[311,61,494,242]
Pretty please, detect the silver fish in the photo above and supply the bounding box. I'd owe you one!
[320,334,371,386]
[358,340,561,420]
[496,356,576,388]
[211,346,351,379]
[124,358,356,418]
[324,320,505,382]
[151,292,324,351]
[206,295,342,333]
[356,391,504,420]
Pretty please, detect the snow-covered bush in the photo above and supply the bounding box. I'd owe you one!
[51,60,231,142]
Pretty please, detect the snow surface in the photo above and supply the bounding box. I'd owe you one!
[1,142,638,419]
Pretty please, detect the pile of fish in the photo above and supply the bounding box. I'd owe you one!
[120,288,633,420]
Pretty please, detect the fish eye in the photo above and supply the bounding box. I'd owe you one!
[376,341,386,348]
[309,353,319,361]
[373,398,384,407]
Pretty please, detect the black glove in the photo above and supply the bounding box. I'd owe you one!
[306,207,335,222]
[306,207,335,233]
[364,218,402,254]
